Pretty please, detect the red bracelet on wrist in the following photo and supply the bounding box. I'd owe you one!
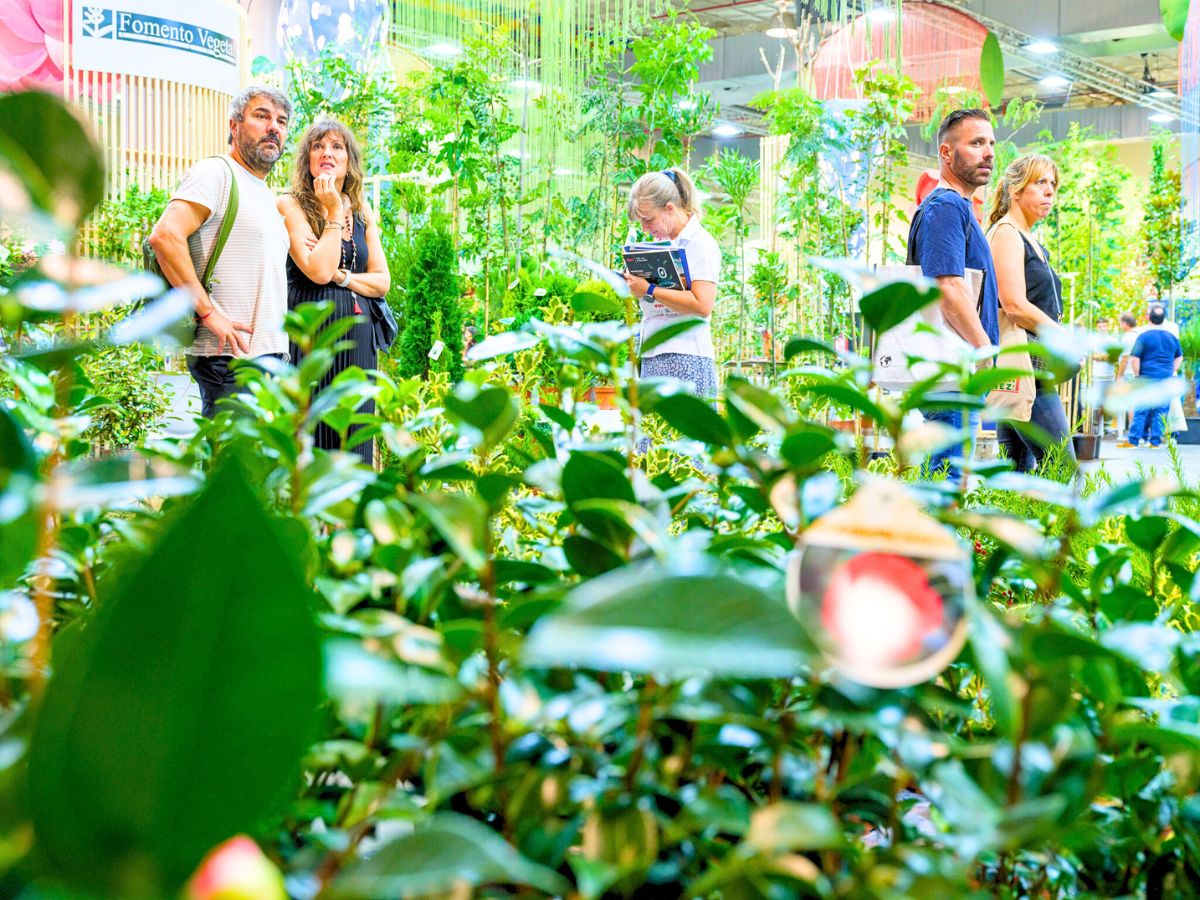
[197,308,214,321]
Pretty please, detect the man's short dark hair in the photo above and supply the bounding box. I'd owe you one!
[1120,312,1137,328]
[937,108,991,146]
[1149,306,1166,325]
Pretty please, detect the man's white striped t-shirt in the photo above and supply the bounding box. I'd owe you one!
[174,155,289,358]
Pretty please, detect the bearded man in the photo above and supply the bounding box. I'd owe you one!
[906,108,1000,478]
[148,86,292,418]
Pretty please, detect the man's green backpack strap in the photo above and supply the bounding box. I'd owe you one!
[142,155,240,295]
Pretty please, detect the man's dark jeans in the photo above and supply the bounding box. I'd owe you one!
[186,354,286,419]
[1129,402,1169,447]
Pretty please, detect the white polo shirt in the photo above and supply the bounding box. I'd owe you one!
[639,213,721,359]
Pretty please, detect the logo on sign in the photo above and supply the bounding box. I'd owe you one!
[82,6,115,38]
[80,4,236,65]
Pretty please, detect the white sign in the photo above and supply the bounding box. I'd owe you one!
[428,340,446,361]
[73,0,241,95]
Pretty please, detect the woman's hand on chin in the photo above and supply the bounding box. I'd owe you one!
[314,173,342,221]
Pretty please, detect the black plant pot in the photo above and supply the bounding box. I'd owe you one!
[1177,417,1200,446]
[1072,433,1100,461]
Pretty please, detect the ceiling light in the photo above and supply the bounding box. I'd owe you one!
[712,123,742,139]
[767,10,799,40]
[423,42,462,58]
[1025,40,1058,54]
[1139,53,1176,101]
[1149,112,1176,124]
[865,7,896,23]
[1039,74,1070,90]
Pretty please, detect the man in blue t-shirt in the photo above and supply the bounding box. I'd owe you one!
[1120,305,1183,448]
[910,109,1000,478]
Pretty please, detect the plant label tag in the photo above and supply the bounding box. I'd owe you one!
[428,340,446,360]
[785,480,970,688]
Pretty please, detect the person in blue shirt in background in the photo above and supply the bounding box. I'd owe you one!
[1119,305,1183,448]
[909,109,1000,478]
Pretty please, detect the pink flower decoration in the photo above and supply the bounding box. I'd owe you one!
[0,0,65,91]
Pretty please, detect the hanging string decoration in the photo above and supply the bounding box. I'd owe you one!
[388,0,665,200]
[1179,0,1200,283]
[812,2,985,120]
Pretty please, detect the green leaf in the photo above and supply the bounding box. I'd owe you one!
[1100,585,1158,623]
[859,280,941,337]
[980,32,1005,108]
[746,803,845,853]
[443,383,518,452]
[1084,477,1191,522]
[466,330,543,361]
[649,393,732,446]
[571,290,625,317]
[783,337,840,361]
[563,534,626,576]
[1113,721,1200,754]
[28,458,322,893]
[523,557,811,677]
[0,91,106,227]
[0,405,39,587]
[328,813,571,898]
[1101,622,1180,671]
[324,640,462,705]
[794,382,887,425]
[968,600,1018,739]
[493,559,559,584]
[411,493,488,572]
[780,427,838,469]
[562,451,635,507]
[966,366,1035,396]
[539,403,576,431]
[1162,0,1191,41]
[1126,514,1171,553]
[724,377,791,439]
[639,317,705,356]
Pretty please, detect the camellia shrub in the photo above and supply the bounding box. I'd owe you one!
[3,90,1200,900]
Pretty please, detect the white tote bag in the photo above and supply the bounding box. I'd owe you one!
[868,265,983,392]
[1168,395,1187,434]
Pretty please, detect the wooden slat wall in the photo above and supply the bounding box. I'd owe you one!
[61,0,249,198]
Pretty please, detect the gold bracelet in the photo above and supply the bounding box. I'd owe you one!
[323,220,342,230]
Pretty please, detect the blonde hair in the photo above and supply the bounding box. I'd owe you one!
[290,118,368,237]
[627,167,699,219]
[986,154,1059,230]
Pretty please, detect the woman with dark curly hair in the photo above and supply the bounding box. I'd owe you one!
[277,118,390,465]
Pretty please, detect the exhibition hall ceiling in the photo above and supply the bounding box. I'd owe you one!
[675,0,1180,138]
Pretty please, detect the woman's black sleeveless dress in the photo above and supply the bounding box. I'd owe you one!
[286,215,376,465]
